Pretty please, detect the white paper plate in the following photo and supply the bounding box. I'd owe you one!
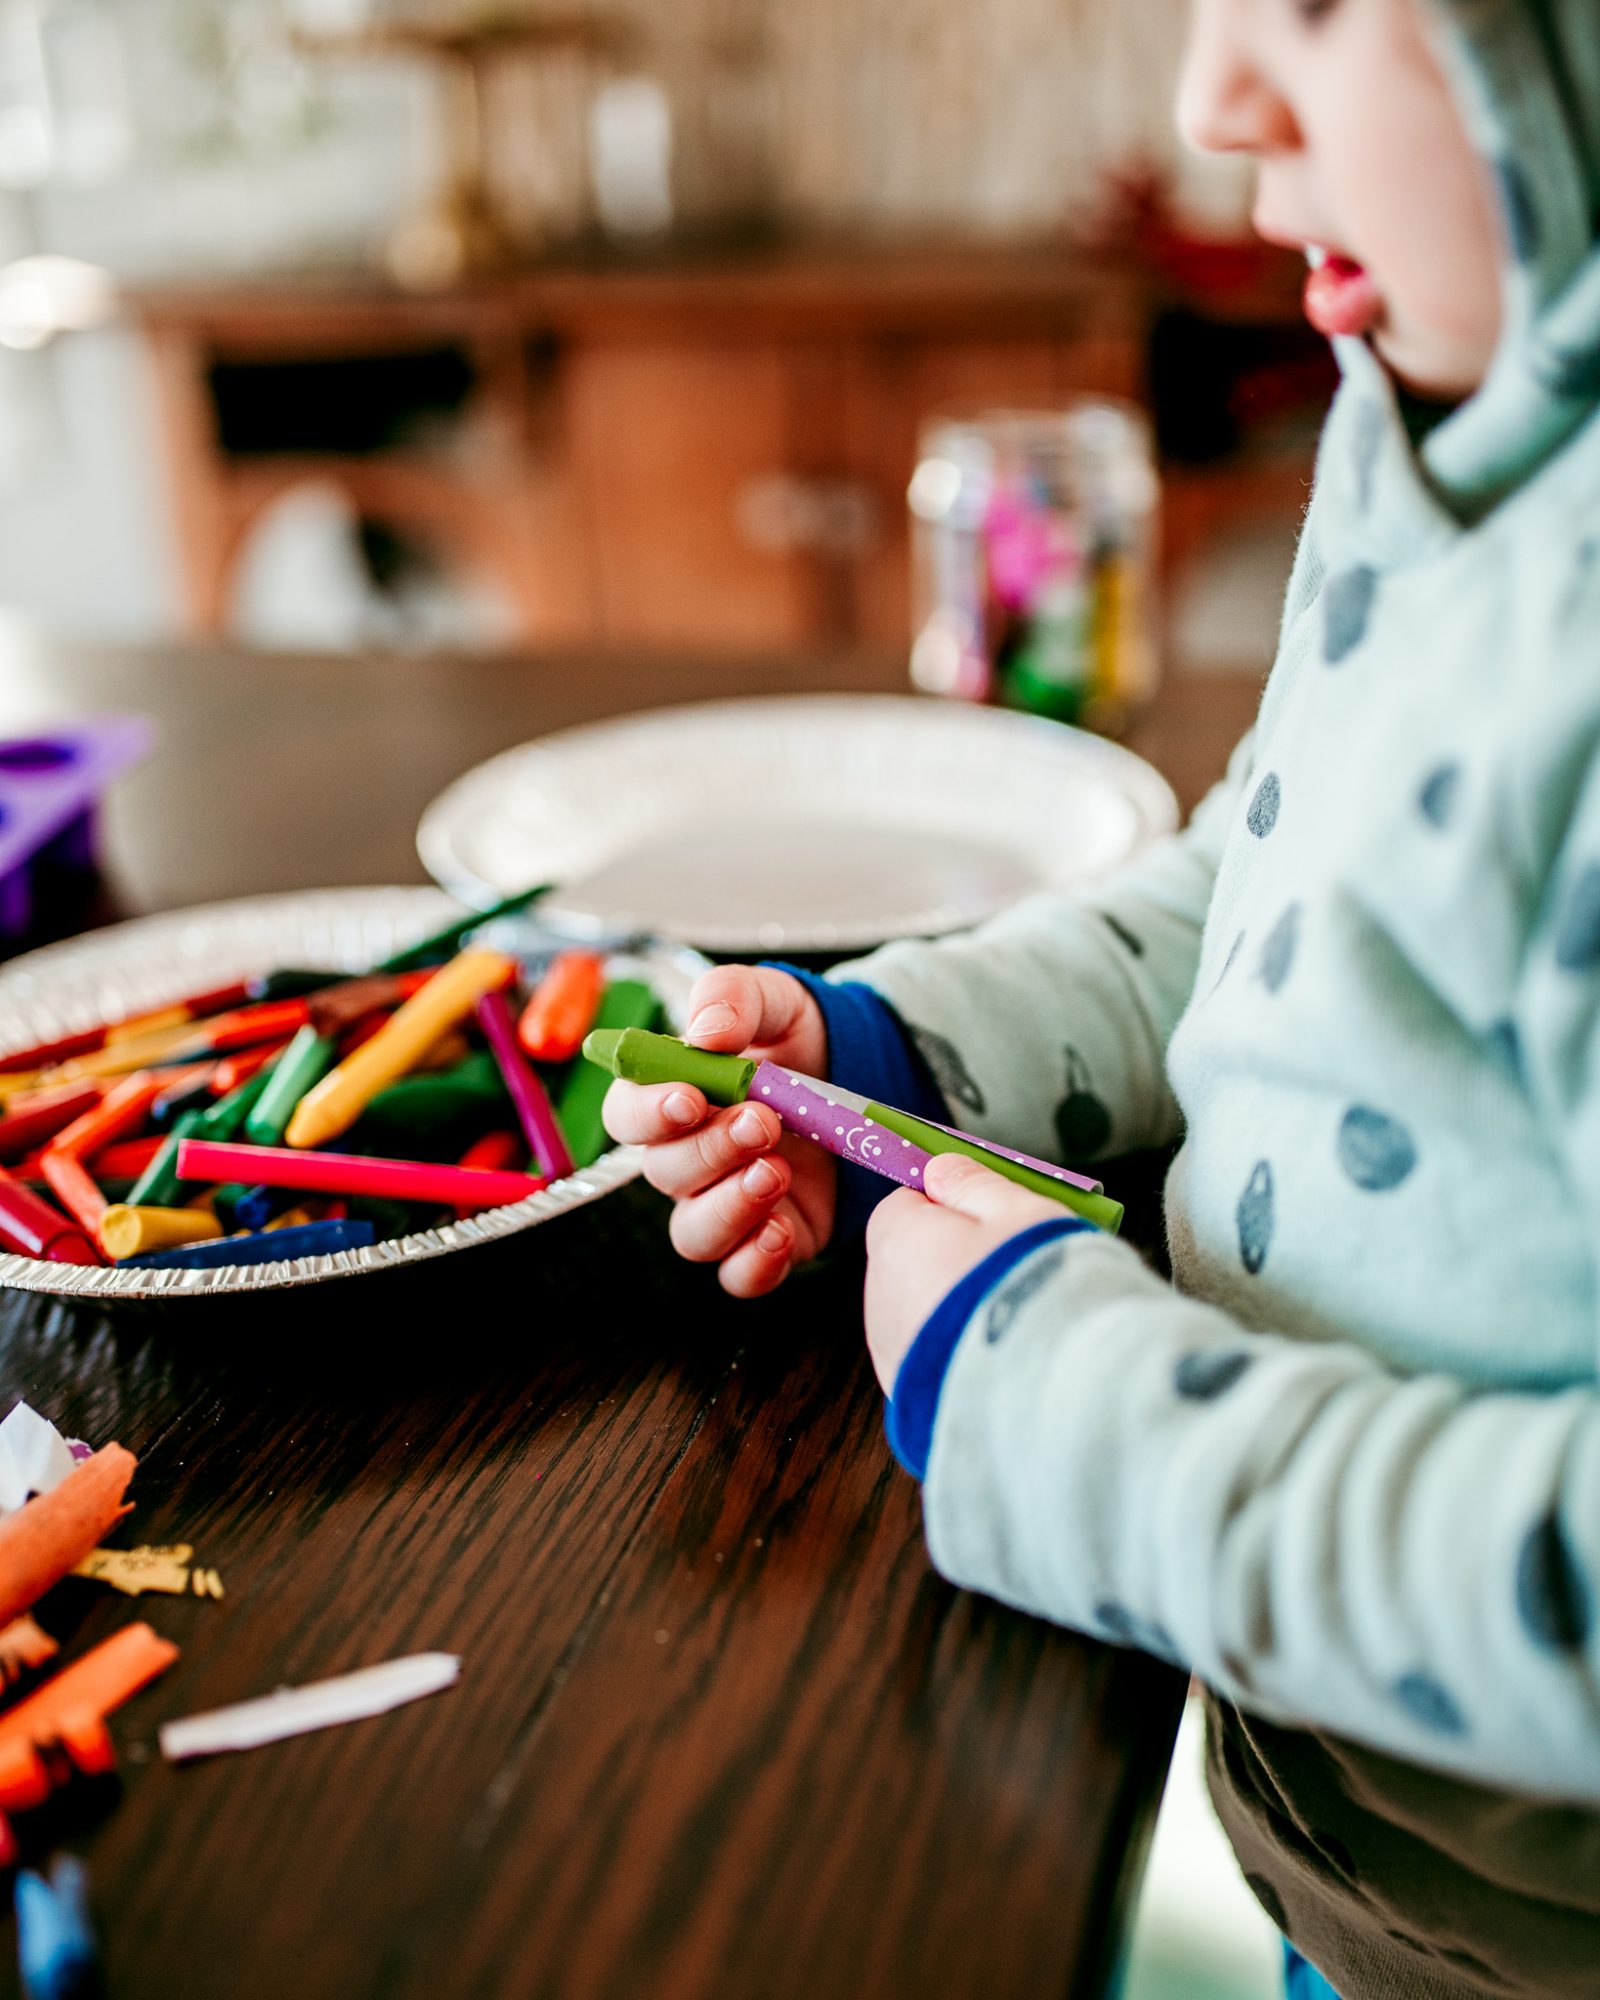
[417,695,1179,954]
[0,886,701,1300]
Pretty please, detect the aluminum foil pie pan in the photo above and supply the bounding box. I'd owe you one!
[0,886,700,1300]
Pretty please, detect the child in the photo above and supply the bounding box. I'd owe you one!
[606,0,1600,1982]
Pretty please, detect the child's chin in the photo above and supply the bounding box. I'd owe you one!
[1371,323,1488,406]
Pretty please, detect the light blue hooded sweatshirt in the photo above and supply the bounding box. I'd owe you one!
[830,0,1600,1817]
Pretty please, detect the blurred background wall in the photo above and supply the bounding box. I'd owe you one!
[0,0,1294,656]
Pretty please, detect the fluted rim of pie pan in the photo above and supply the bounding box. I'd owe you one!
[0,886,699,1299]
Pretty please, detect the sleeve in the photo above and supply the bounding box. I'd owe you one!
[917,1224,1600,1801]
[824,730,1257,1168]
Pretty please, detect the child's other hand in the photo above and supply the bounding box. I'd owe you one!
[601,966,833,1297]
[864,1153,1066,1394]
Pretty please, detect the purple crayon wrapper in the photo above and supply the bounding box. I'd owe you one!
[913,1115,1102,1195]
[751,1064,934,1190]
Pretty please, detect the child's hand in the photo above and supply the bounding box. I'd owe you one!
[863,1153,1067,1394]
[601,966,834,1297]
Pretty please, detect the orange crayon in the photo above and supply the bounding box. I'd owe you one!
[517,952,606,1064]
[0,1623,178,1811]
[0,1444,137,1632]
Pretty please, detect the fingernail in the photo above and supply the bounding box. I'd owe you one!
[687,1002,735,1041]
[742,1158,782,1200]
[665,1091,700,1127]
[758,1218,790,1255]
[732,1106,767,1147]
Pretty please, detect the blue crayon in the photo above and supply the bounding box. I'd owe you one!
[231,1184,286,1232]
[16,1855,104,2000]
[124,1218,377,1270]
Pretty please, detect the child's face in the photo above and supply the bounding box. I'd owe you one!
[1177,0,1503,400]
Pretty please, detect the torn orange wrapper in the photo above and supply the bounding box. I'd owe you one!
[0,1444,136,1631]
[0,1622,178,1811]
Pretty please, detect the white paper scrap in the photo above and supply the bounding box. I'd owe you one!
[0,1403,81,1515]
[159,1652,461,1763]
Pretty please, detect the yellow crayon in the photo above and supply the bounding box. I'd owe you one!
[285,949,514,1152]
[104,1006,192,1047]
[101,1204,226,1262]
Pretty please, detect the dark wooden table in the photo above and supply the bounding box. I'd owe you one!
[0,633,1264,2000]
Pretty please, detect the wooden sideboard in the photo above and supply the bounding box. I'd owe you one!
[128,240,1316,654]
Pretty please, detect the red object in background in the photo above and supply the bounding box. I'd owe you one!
[1082,161,1295,300]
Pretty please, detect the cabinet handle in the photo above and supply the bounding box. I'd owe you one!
[735,476,881,559]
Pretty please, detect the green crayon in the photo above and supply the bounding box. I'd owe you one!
[126,1107,207,1210]
[374,885,553,975]
[245,1025,337,1146]
[559,983,662,1167]
[582,1029,755,1106]
[191,1062,280,1144]
[862,1100,1123,1233]
[583,1025,1121,1232]
[344,1052,511,1158]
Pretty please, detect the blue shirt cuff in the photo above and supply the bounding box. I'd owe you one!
[763,964,949,1242]
[885,1217,1090,1480]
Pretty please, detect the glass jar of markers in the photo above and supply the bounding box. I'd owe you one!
[907,404,1161,732]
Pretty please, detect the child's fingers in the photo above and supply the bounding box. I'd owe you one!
[717,1203,800,1299]
[639,1102,784,1201]
[667,1143,793,1264]
[601,1077,709,1146]
[684,965,813,1053]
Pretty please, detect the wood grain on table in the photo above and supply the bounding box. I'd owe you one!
[0,632,1264,1998]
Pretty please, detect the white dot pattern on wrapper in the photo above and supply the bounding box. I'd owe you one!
[761,1086,771,1096]
[836,1126,844,1136]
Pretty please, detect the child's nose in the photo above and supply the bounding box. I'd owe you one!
[1175,7,1299,157]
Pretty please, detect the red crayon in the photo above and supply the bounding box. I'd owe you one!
[0,1027,106,1078]
[0,1082,103,1162]
[453,1130,526,1218]
[49,1071,167,1161]
[177,1138,548,1210]
[39,1151,109,1235]
[176,997,311,1057]
[0,1168,103,1265]
[88,1137,165,1181]
[209,1039,293,1095]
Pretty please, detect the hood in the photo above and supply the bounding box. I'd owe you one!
[1350,0,1600,524]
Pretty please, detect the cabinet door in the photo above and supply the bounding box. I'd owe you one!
[563,342,831,650]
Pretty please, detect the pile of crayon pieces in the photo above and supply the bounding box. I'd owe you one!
[0,896,661,1273]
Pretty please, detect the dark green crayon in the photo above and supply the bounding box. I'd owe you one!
[127,1107,207,1209]
[245,1026,337,1146]
[191,1063,279,1144]
[374,885,553,975]
[151,1075,215,1128]
[245,968,348,1002]
[558,982,662,1168]
[345,1195,441,1241]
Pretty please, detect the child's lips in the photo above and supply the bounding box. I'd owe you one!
[1303,255,1383,338]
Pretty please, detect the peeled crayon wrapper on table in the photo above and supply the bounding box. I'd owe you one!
[583,1028,1122,1232]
